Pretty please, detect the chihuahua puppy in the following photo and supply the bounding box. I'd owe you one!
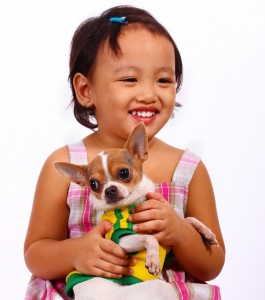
[54,122,217,300]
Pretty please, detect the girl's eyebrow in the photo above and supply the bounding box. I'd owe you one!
[112,65,139,74]
[157,67,175,75]
[113,65,175,75]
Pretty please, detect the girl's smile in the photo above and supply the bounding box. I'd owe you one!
[129,107,159,125]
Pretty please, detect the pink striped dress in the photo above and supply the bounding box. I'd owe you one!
[25,142,221,299]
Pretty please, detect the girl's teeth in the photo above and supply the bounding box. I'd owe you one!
[131,111,155,117]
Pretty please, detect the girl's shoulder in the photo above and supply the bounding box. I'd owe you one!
[145,138,185,183]
[44,146,70,166]
[152,137,185,162]
[37,146,71,186]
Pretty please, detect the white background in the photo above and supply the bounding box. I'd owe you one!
[1,1,265,299]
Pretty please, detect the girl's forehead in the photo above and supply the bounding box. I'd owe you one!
[120,26,171,46]
[100,27,174,60]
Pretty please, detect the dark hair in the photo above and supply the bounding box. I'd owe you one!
[69,5,183,129]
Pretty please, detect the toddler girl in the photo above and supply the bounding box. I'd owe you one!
[24,5,225,299]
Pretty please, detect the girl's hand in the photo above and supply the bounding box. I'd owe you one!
[129,192,183,246]
[73,220,135,279]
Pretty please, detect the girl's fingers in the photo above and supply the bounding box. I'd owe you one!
[129,208,162,224]
[146,192,166,202]
[132,193,167,213]
[132,200,161,214]
[99,250,131,267]
[100,238,128,259]
[92,254,135,277]
[96,220,114,236]
[92,263,134,278]
[132,220,163,233]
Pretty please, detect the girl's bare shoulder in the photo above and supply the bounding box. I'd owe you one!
[45,146,70,164]
[153,138,184,160]
[145,138,184,182]
[35,146,71,187]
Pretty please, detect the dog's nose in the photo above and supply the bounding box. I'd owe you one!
[105,186,118,198]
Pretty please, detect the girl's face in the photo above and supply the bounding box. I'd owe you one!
[89,27,176,142]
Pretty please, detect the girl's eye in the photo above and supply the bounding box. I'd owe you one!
[118,168,131,182]
[158,78,173,84]
[120,77,137,83]
[89,179,100,192]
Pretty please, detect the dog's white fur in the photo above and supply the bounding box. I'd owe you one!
[73,278,177,300]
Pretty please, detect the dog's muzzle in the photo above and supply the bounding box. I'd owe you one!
[105,185,124,204]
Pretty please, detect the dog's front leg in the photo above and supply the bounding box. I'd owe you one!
[185,217,219,245]
[119,234,160,275]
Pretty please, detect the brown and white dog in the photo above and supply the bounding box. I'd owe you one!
[54,122,218,300]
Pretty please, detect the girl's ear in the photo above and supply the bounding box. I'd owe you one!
[73,73,94,108]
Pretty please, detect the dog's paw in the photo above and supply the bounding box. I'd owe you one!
[200,227,219,246]
[145,252,160,275]
[185,217,219,246]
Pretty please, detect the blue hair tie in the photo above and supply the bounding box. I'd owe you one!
[109,16,128,24]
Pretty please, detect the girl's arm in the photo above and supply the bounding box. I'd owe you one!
[174,160,225,280]
[129,161,225,282]
[24,147,133,280]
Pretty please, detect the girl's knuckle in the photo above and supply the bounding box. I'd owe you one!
[156,220,163,230]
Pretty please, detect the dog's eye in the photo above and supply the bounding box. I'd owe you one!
[118,168,131,181]
[89,179,100,192]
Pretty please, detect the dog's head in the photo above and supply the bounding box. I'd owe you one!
[54,123,154,210]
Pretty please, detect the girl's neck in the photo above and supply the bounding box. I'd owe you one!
[87,130,157,152]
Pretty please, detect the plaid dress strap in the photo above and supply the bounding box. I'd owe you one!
[155,149,200,218]
[67,141,88,164]
[172,149,201,184]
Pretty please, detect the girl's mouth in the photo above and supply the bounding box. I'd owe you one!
[129,110,158,124]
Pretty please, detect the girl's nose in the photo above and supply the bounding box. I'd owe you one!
[135,84,158,104]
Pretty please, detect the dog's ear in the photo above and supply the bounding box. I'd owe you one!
[124,122,148,162]
[53,162,88,187]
